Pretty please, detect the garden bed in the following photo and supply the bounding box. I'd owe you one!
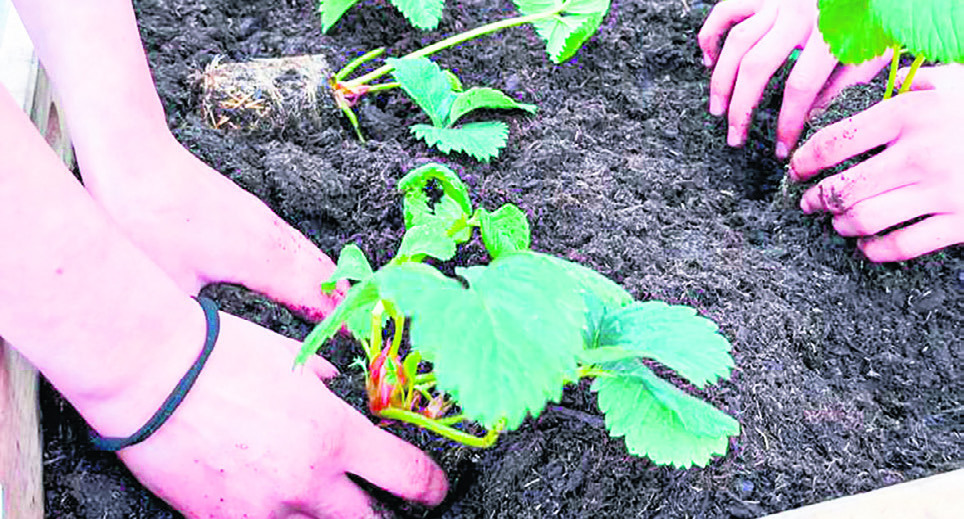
[41,0,961,517]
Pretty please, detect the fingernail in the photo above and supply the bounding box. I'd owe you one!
[709,96,723,116]
[775,142,789,159]
[727,126,741,147]
[799,197,811,213]
[703,54,713,68]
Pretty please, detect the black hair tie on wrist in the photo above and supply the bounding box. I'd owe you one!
[90,296,220,451]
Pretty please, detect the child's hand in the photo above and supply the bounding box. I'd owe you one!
[82,312,448,518]
[83,138,345,321]
[790,65,964,261]
[698,0,889,157]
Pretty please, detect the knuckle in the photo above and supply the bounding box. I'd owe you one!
[727,24,758,47]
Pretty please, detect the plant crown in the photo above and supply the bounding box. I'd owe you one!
[298,162,741,468]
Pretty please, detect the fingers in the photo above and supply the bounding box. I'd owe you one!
[726,12,816,147]
[789,97,905,181]
[295,475,376,519]
[698,0,764,67]
[341,415,448,506]
[775,31,839,158]
[227,205,343,322]
[799,147,919,214]
[829,185,936,237]
[707,3,779,117]
[295,350,340,380]
[859,215,963,263]
[810,51,891,115]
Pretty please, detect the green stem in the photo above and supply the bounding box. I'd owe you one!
[577,366,614,379]
[365,82,400,93]
[883,45,901,100]
[378,408,501,448]
[387,311,405,360]
[335,47,386,82]
[342,5,568,88]
[367,301,385,362]
[896,55,925,95]
[413,373,436,386]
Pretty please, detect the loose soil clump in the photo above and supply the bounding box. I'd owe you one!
[41,0,961,517]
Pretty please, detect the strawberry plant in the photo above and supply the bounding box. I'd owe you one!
[296,162,741,467]
[387,57,538,161]
[320,0,446,33]
[328,0,611,160]
[818,0,964,98]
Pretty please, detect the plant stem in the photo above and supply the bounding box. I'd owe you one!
[413,373,436,386]
[342,5,567,88]
[896,55,926,95]
[378,408,501,448]
[365,82,400,93]
[884,45,901,100]
[577,366,614,379]
[335,47,386,82]
[387,311,405,360]
[367,300,385,362]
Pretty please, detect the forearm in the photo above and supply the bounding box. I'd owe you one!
[0,87,200,435]
[10,0,172,182]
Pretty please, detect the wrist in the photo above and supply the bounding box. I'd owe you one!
[37,294,207,439]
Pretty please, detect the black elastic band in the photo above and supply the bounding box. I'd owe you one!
[91,296,220,451]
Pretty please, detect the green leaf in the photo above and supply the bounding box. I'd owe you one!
[321,244,374,292]
[411,122,509,162]
[388,58,456,127]
[598,301,733,388]
[577,345,643,365]
[479,204,531,259]
[449,87,538,126]
[375,255,587,428]
[397,162,472,215]
[871,0,964,62]
[390,0,444,30]
[538,254,633,308]
[319,0,361,32]
[515,0,610,62]
[593,362,740,467]
[296,279,381,364]
[443,70,464,92]
[817,0,897,64]
[402,188,433,230]
[395,221,457,261]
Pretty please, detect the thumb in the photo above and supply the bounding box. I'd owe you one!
[895,63,964,92]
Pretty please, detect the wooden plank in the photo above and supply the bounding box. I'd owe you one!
[758,469,964,518]
[0,2,60,518]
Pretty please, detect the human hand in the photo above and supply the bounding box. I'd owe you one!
[697,0,890,157]
[789,64,964,262]
[79,311,447,518]
[80,137,343,321]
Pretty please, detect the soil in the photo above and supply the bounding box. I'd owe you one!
[41,0,961,517]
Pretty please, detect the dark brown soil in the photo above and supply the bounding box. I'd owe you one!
[41,0,962,517]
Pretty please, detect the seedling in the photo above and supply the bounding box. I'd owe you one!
[328,0,611,159]
[297,162,741,467]
[818,0,964,98]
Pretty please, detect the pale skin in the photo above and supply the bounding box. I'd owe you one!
[3,0,447,517]
[697,0,964,261]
